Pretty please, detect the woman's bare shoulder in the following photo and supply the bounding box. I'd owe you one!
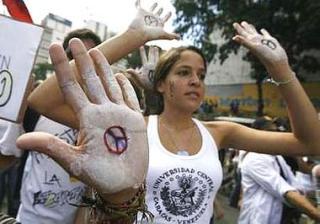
[201,120,246,149]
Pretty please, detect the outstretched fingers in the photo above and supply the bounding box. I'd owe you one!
[260,28,272,38]
[116,74,141,112]
[141,1,180,40]
[149,2,157,11]
[16,132,79,175]
[155,8,163,17]
[70,39,108,105]
[139,46,148,65]
[232,23,255,50]
[89,49,125,104]
[162,12,172,23]
[148,46,159,64]
[240,21,257,35]
[135,0,141,8]
[49,43,89,113]
[233,22,252,38]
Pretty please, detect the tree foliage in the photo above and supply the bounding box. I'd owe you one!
[125,49,143,69]
[33,62,53,80]
[173,0,320,80]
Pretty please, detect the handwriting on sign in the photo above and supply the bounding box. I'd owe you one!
[144,15,159,26]
[104,126,128,154]
[54,128,78,145]
[261,39,277,50]
[0,70,13,107]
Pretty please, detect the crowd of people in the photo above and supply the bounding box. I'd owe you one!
[1,1,320,224]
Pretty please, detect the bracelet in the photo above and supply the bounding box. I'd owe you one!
[74,184,153,224]
[265,72,296,86]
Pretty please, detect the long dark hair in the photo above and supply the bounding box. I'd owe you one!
[144,46,207,115]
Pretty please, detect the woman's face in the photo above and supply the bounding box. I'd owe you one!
[157,50,206,113]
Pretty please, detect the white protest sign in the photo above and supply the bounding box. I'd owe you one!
[0,15,43,122]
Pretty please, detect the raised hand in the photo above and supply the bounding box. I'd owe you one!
[232,21,289,74]
[129,0,180,41]
[126,46,159,91]
[17,39,149,199]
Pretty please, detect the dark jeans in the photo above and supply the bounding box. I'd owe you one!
[0,164,19,217]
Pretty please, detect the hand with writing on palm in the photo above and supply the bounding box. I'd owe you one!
[126,46,159,91]
[17,39,149,198]
[232,21,289,75]
[129,0,180,41]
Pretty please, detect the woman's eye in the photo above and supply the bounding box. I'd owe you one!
[177,70,190,76]
[199,73,206,80]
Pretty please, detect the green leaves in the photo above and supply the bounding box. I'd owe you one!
[172,0,320,80]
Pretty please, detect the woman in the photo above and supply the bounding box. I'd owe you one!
[17,13,320,224]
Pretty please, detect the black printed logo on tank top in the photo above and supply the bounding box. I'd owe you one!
[152,167,215,223]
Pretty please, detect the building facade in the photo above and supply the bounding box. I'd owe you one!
[35,13,72,65]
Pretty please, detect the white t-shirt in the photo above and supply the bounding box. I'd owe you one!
[143,115,223,223]
[17,116,86,224]
[238,153,297,224]
[0,119,23,157]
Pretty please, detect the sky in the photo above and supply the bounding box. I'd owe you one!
[0,0,192,49]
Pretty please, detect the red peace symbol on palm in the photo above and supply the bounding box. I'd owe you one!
[104,126,128,154]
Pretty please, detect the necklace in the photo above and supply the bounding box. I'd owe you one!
[159,118,195,156]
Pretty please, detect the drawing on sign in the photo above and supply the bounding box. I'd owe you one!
[0,70,13,107]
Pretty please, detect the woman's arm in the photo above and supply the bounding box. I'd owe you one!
[207,22,320,156]
[28,1,178,129]
[18,39,149,212]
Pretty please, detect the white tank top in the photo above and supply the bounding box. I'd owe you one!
[144,115,222,223]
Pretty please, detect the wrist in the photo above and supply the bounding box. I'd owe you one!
[266,62,292,79]
[86,184,153,223]
[266,72,296,86]
[99,186,140,204]
[126,27,148,44]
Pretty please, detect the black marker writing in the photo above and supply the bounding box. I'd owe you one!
[144,15,159,26]
[261,39,277,50]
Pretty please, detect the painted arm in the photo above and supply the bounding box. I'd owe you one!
[17,39,149,209]
[285,190,320,221]
[28,0,178,129]
[213,22,320,156]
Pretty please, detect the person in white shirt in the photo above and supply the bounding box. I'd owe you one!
[238,117,320,224]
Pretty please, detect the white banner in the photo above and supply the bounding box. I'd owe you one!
[0,15,43,122]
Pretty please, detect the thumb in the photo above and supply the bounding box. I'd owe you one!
[148,28,180,41]
[126,68,139,79]
[160,31,180,40]
[17,132,79,172]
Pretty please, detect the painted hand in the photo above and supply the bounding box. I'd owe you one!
[129,0,180,41]
[232,21,288,70]
[126,46,159,91]
[16,39,149,196]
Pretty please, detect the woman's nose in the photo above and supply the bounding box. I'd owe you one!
[189,73,200,86]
